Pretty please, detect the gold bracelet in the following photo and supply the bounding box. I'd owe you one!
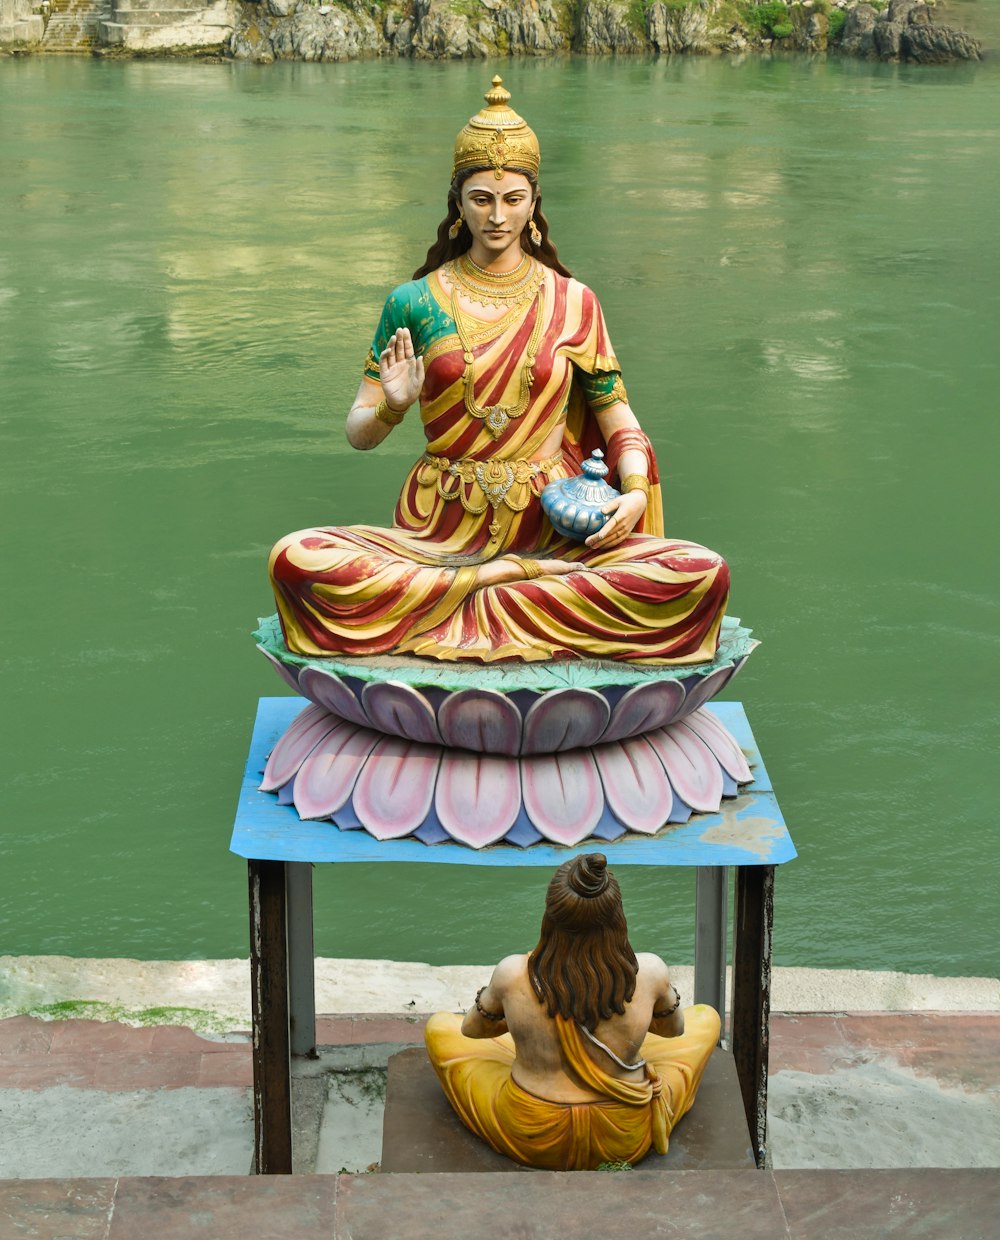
[620,473,650,499]
[374,398,406,427]
[500,555,544,580]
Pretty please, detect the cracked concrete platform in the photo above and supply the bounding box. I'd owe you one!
[1,1009,998,1180]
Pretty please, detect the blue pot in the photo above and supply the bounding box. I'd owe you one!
[540,450,620,542]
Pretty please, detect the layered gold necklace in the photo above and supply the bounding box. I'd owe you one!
[445,253,544,310]
[449,263,545,439]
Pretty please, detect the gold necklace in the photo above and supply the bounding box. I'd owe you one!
[446,254,543,310]
[451,283,545,439]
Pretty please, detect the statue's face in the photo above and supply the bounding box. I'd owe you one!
[460,171,536,258]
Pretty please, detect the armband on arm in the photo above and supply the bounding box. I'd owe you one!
[652,986,681,1019]
[579,369,629,413]
[474,986,505,1022]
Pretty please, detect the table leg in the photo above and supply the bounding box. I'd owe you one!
[731,864,774,1168]
[694,865,728,1035]
[249,858,293,1174]
[285,861,317,1059]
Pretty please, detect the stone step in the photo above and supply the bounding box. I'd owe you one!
[40,0,108,48]
[101,8,212,23]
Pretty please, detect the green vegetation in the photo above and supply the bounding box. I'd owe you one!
[597,1160,634,1171]
[626,0,652,37]
[330,1068,388,1106]
[771,20,793,36]
[828,7,846,38]
[21,1000,231,1035]
[739,2,792,38]
[448,0,483,18]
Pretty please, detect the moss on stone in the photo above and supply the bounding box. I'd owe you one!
[24,999,232,1035]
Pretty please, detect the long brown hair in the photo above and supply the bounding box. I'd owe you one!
[413,167,571,279]
[527,854,639,1030]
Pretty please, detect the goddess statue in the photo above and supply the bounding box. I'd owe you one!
[425,853,720,1169]
[269,78,730,665]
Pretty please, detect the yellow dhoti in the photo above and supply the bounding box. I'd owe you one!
[424,1005,721,1170]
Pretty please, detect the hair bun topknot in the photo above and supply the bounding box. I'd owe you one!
[568,853,609,898]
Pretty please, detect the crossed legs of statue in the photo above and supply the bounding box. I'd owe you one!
[425,1006,721,1171]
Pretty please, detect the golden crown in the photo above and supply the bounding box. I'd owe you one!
[452,76,541,181]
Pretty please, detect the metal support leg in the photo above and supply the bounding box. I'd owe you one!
[694,865,728,1034]
[249,858,292,1175]
[285,862,317,1059]
[731,864,774,1168]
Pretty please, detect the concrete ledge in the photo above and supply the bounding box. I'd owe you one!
[1,957,996,1035]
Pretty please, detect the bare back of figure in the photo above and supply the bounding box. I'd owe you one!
[425,854,718,1171]
[475,951,683,1104]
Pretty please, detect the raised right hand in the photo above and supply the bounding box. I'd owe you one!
[379,327,425,412]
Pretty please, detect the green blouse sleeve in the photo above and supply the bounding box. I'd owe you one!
[576,366,630,413]
[364,286,413,382]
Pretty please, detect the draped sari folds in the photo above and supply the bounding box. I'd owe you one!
[269,265,730,664]
[424,1006,721,1170]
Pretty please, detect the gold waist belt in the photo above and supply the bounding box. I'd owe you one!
[422,450,564,517]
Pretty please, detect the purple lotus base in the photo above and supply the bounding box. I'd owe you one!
[260,701,754,850]
[255,614,758,756]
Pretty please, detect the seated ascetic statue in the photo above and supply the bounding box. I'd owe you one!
[269,77,729,666]
[425,853,720,1169]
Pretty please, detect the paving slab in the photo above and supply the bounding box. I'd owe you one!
[107,1176,339,1240]
[0,1087,253,1179]
[0,1178,117,1240]
[774,1168,1000,1239]
[337,1170,790,1240]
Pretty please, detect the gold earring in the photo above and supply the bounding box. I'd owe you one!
[448,216,464,240]
[529,218,542,248]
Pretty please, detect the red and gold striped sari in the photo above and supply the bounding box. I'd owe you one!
[269,266,729,664]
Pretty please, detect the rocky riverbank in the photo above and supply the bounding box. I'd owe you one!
[0,0,984,67]
[228,0,981,65]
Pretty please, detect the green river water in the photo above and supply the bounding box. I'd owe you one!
[1,40,997,978]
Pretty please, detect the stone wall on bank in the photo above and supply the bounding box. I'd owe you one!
[100,0,238,51]
[228,0,982,65]
[0,0,44,44]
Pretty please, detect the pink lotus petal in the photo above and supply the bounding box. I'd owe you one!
[435,751,521,848]
[600,680,688,744]
[298,667,369,727]
[522,689,611,755]
[362,681,442,745]
[682,709,752,784]
[521,750,602,845]
[674,664,735,722]
[257,645,302,694]
[437,688,523,755]
[645,725,723,814]
[260,703,341,792]
[293,722,379,820]
[594,737,673,834]
[353,735,440,840]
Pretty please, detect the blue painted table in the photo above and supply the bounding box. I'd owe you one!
[232,697,794,1173]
